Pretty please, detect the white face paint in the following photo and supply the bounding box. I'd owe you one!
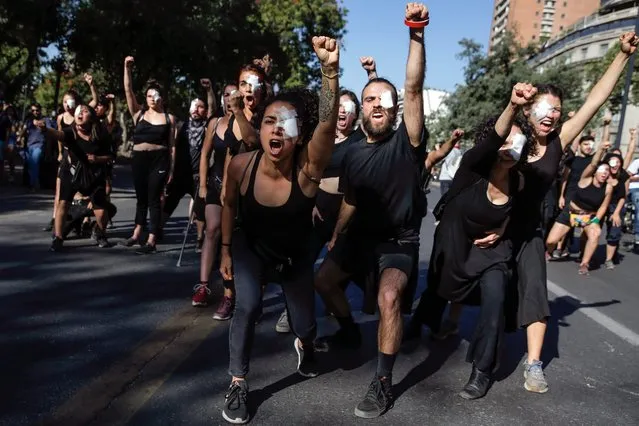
[380,91,394,109]
[275,106,298,139]
[533,99,554,121]
[596,165,609,174]
[74,105,83,120]
[341,100,356,115]
[189,99,199,115]
[246,74,261,91]
[65,98,76,110]
[609,158,620,168]
[148,89,161,103]
[508,133,527,161]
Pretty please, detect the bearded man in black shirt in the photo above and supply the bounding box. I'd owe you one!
[314,2,429,419]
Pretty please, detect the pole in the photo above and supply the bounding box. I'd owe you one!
[614,8,639,148]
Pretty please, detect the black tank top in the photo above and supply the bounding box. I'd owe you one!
[59,117,74,166]
[240,151,316,262]
[573,181,606,212]
[211,117,243,181]
[132,112,170,146]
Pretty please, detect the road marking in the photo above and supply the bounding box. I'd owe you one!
[42,306,220,426]
[547,279,639,347]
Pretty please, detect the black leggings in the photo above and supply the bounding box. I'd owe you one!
[132,150,169,235]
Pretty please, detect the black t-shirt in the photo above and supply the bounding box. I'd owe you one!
[175,118,208,176]
[323,127,365,179]
[339,120,428,240]
[564,152,593,196]
[62,127,113,166]
[612,170,630,204]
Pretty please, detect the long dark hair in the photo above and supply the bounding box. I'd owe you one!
[254,88,319,148]
[473,115,534,167]
[142,79,165,112]
[74,104,105,141]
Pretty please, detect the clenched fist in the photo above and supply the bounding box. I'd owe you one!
[511,82,537,106]
[405,2,429,23]
[620,32,639,55]
[124,56,135,68]
[312,36,339,69]
[360,56,376,72]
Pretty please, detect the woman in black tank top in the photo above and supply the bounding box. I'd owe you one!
[196,68,267,319]
[217,36,340,424]
[547,142,613,274]
[120,56,176,255]
[510,32,639,393]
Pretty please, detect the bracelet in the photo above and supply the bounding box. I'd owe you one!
[405,18,429,28]
[321,67,339,79]
[589,217,601,225]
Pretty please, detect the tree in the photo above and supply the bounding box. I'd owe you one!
[432,31,585,143]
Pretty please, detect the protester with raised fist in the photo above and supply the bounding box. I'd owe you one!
[119,56,176,254]
[218,34,340,424]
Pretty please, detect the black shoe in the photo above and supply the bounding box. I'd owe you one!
[315,325,362,352]
[135,243,157,255]
[118,238,139,247]
[459,366,491,400]
[43,219,54,232]
[354,376,393,419]
[80,221,92,238]
[294,338,319,378]
[94,230,110,248]
[50,237,63,252]
[222,380,249,424]
[195,238,204,253]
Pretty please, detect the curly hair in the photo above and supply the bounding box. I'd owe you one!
[473,115,535,164]
[254,88,319,147]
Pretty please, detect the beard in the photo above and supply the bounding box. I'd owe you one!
[362,112,395,138]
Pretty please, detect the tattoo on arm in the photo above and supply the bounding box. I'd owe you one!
[318,76,336,123]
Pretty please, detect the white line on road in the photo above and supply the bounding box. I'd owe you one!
[547,279,639,347]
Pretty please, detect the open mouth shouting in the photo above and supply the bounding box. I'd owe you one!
[538,118,553,133]
[371,110,385,125]
[338,113,348,127]
[268,139,284,156]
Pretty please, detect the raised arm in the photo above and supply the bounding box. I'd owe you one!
[302,36,340,180]
[580,141,610,181]
[219,154,245,281]
[167,115,177,183]
[425,128,464,170]
[123,56,141,118]
[360,56,378,81]
[560,32,639,148]
[229,99,258,150]
[403,3,428,147]
[35,119,64,141]
[624,127,637,169]
[201,78,216,118]
[595,185,614,223]
[601,111,612,147]
[84,73,98,108]
[106,94,116,127]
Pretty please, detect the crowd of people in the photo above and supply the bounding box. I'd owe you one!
[2,2,639,423]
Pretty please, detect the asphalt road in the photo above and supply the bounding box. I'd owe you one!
[1,165,638,426]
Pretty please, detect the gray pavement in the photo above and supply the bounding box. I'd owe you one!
[0,168,638,425]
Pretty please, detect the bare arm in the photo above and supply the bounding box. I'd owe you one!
[403,4,428,147]
[580,141,609,181]
[219,155,243,280]
[123,56,141,118]
[168,115,177,179]
[303,36,340,181]
[360,56,378,80]
[331,199,357,242]
[560,33,639,148]
[56,115,64,159]
[205,81,216,119]
[198,118,218,196]
[601,112,612,147]
[107,96,116,127]
[84,73,98,108]
[425,129,464,170]
[231,109,258,150]
[624,128,637,169]
[595,186,614,221]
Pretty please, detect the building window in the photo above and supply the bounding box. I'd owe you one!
[560,26,563,30]
[536,11,539,16]
[564,1,567,6]
[532,35,536,40]
[534,23,538,28]
[581,47,588,59]
[561,13,565,18]
[600,43,609,55]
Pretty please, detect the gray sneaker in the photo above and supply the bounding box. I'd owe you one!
[523,360,549,393]
[275,310,290,333]
[604,259,615,270]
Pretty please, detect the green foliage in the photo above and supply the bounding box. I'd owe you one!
[432,31,586,144]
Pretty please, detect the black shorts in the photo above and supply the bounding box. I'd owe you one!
[326,233,419,314]
[59,168,108,209]
[205,175,223,206]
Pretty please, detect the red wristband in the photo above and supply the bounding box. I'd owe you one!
[405,18,429,28]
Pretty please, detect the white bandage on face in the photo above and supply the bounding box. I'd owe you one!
[533,99,555,121]
[597,164,609,174]
[508,133,527,161]
[341,100,356,115]
[609,157,620,168]
[380,90,394,109]
[74,105,84,120]
[275,106,299,139]
[189,99,199,115]
[65,98,76,110]
[148,89,161,102]
[246,74,261,91]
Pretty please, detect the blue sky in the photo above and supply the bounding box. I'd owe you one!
[339,0,493,93]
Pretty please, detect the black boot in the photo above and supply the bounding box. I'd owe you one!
[459,365,491,400]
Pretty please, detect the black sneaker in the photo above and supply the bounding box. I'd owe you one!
[222,380,249,424]
[354,376,393,419]
[118,238,139,247]
[95,230,110,248]
[136,244,157,255]
[314,325,362,352]
[43,219,54,232]
[294,338,319,378]
[50,237,64,252]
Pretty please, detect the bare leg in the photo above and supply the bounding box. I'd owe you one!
[377,268,408,355]
[526,320,547,363]
[200,204,222,283]
[581,224,601,267]
[54,200,68,239]
[545,222,571,254]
